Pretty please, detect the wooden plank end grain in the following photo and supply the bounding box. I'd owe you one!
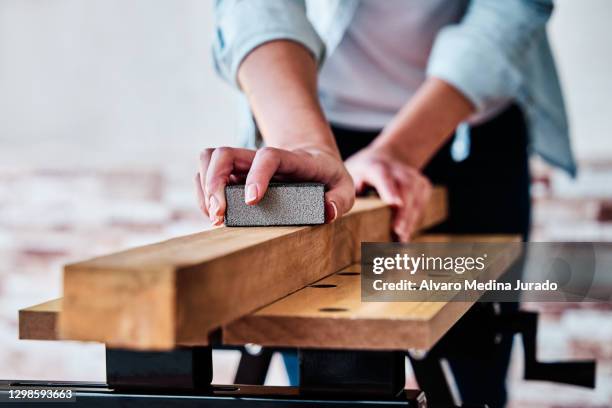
[60,265,176,350]
[19,299,62,341]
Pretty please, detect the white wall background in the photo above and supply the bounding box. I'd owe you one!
[0,0,611,172]
[548,0,612,161]
[0,0,242,173]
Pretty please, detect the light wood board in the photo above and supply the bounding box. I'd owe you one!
[19,299,62,341]
[223,234,521,351]
[57,188,447,350]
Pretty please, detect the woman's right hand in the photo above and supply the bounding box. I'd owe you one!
[195,145,355,226]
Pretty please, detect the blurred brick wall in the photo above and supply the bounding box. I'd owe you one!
[0,168,206,381]
[503,160,612,408]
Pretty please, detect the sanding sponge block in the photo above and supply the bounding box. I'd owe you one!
[224,183,325,227]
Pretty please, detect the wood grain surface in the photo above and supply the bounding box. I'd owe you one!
[57,188,447,350]
[19,235,520,351]
[223,234,521,351]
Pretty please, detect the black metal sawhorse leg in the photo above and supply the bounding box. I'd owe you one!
[409,356,456,408]
[234,347,274,385]
[102,346,426,406]
[0,347,427,407]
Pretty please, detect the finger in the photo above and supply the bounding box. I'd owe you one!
[411,176,432,224]
[244,147,312,205]
[394,174,432,241]
[194,172,208,217]
[403,192,420,240]
[407,176,433,238]
[358,164,402,206]
[394,190,416,242]
[206,147,256,225]
[324,175,355,222]
[391,173,419,242]
[244,147,280,205]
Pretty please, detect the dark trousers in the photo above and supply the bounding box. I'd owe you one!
[332,104,531,407]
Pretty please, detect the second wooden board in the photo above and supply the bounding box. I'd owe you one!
[223,235,521,351]
[19,299,62,341]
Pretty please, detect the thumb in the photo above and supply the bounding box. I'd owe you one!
[324,178,355,223]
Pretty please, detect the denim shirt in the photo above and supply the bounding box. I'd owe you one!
[213,0,576,176]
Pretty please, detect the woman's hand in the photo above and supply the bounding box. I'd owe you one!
[195,42,355,227]
[195,145,355,226]
[345,145,432,242]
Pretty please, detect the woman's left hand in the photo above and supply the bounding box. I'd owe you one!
[345,145,432,242]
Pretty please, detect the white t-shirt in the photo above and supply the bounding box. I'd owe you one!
[318,0,505,130]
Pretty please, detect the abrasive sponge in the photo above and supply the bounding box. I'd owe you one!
[225,183,325,226]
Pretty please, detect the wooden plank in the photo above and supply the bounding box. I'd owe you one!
[19,189,446,344]
[19,299,62,341]
[223,234,521,351]
[57,188,447,350]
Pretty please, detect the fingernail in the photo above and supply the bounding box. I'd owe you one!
[330,201,338,222]
[245,184,258,204]
[209,195,219,221]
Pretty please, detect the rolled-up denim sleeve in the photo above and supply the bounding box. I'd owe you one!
[427,0,553,111]
[213,0,325,87]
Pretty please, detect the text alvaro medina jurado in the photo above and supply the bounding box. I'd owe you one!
[370,253,557,292]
